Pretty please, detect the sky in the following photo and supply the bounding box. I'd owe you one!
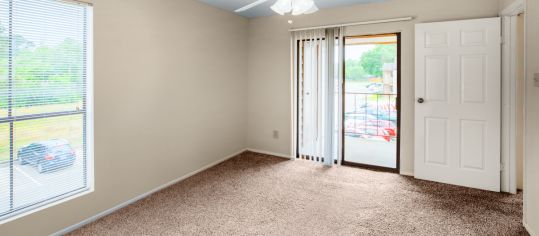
[345,44,375,60]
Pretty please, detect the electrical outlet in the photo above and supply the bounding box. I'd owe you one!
[534,73,539,87]
[273,130,279,139]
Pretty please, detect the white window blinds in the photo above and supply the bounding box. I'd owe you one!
[294,28,343,165]
[0,0,93,222]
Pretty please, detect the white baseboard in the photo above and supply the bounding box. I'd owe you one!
[525,221,537,236]
[246,148,293,159]
[53,149,247,236]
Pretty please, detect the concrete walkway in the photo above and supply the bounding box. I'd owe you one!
[344,136,396,168]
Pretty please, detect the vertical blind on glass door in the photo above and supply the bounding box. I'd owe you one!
[0,0,92,222]
[294,28,344,165]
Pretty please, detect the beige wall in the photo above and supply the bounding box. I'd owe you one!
[246,0,499,175]
[0,0,248,235]
[524,0,539,234]
[500,0,518,9]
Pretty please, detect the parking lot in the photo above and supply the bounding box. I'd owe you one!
[0,150,85,215]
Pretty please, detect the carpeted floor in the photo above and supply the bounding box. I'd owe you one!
[70,152,527,236]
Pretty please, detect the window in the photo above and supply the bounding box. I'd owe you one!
[0,0,93,222]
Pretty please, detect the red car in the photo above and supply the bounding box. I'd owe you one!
[345,123,396,142]
[345,119,396,131]
[365,120,396,129]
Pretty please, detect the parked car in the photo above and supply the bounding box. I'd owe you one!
[344,113,378,123]
[365,105,397,121]
[366,83,384,93]
[345,119,367,130]
[345,125,396,142]
[18,139,76,173]
[345,119,396,131]
[346,102,370,114]
[366,119,397,129]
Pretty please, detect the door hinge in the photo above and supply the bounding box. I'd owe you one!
[500,162,505,172]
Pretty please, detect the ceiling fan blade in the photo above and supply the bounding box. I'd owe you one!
[235,0,270,12]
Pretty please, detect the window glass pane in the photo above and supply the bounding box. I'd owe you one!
[0,123,9,215]
[344,35,398,168]
[12,0,85,116]
[0,0,8,118]
[13,114,85,209]
[0,0,90,221]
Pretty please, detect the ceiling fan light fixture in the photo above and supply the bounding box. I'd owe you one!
[292,0,315,15]
[271,0,292,15]
[269,0,318,16]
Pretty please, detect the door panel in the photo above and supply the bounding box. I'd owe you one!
[425,55,449,102]
[460,120,486,170]
[424,117,449,166]
[461,55,487,103]
[415,18,501,192]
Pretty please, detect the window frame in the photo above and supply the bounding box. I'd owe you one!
[0,0,94,224]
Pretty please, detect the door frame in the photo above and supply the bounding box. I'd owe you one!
[340,32,401,173]
[500,0,525,194]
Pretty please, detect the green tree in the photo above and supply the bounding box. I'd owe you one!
[0,25,35,109]
[0,26,7,110]
[0,25,6,58]
[13,38,83,107]
[360,44,397,78]
[345,58,368,81]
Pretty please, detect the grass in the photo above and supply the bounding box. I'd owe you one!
[0,103,83,162]
[0,124,7,161]
[0,102,83,117]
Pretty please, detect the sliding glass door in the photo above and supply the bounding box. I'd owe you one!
[342,33,400,171]
[294,28,343,165]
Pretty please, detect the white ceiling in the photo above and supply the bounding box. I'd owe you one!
[198,0,386,18]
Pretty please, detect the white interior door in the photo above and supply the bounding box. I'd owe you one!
[414,18,501,192]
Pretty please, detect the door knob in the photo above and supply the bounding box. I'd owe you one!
[418,98,425,104]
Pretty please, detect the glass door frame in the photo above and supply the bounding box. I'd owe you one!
[341,32,401,173]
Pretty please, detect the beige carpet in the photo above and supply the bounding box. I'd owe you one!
[70,152,527,236]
